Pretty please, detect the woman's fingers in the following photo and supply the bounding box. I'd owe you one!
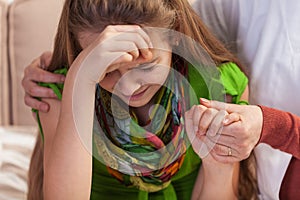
[223,112,241,125]
[209,134,236,147]
[209,151,241,163]
[208,135,236,156]
[22,51,65,112]
[206,128,253,161]
[24,81,57,98]
[23,63,65,84]
[40,51,53,69]
[200,136,241,163]
[24,94,49,112]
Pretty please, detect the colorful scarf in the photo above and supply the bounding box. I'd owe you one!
[93,69,188,192]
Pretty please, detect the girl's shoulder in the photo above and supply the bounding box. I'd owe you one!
[187,62,248,102]
[217,62,248,103]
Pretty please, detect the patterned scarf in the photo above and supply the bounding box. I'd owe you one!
[93,69,188,192]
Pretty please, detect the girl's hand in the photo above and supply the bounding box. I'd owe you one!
[69,25,153,84]
[185,103,240,162]
[185,104,227,158]
[22,51,65,112]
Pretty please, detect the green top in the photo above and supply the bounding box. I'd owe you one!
[34,62,248,200]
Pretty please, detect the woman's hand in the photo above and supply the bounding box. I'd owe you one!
[21,51,65,112]
[199,98,263,163]
[185,102,242,162]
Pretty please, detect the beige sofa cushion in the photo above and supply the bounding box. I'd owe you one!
[0,126,37,200]
[0,0,9,125]
[8,0,63,125]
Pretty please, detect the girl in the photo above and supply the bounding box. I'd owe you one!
[27,0,257,199]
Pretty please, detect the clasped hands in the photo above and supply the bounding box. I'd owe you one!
[185,98,262,163]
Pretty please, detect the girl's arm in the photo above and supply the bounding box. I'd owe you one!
[186,103,240,200]
[192,158,239,200]
[41,57,96,200]
[41,25,153,200]
[188,87,249,200]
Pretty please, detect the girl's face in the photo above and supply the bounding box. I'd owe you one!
[78,31,172,107]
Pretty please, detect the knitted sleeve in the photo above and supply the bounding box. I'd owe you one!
[258,105,300,159]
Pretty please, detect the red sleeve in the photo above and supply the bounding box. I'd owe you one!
[258,105,300,159]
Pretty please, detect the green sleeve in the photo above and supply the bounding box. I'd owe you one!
[188,62,248,105]
[32,67,68,142]
[218,62,248,104]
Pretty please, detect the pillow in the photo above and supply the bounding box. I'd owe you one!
[0,126,37,200]
[0,0,9,125]
[8,0,64,125]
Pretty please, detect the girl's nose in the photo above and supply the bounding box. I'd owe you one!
[115,70,142,97]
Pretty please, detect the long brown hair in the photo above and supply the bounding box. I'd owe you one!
[28,134,43,200]
[28,0,256,199]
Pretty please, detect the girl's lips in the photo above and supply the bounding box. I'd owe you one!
[125,87,148,101]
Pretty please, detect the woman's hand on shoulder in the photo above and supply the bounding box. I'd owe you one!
[22,51,65,112]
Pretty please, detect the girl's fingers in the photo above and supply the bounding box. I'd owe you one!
[113,32,152,59]
[187,105,225,136]
[206,110,227,137]
[185,121,210,159]
[197,107,218,135]
[128,49,140,60]
[80,25,153,83]
[112,25,153,48]
[190,105,204,134]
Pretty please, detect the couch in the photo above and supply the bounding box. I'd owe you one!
[0,0,63,199]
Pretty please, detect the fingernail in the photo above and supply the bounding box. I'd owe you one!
[200,98,210,104]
